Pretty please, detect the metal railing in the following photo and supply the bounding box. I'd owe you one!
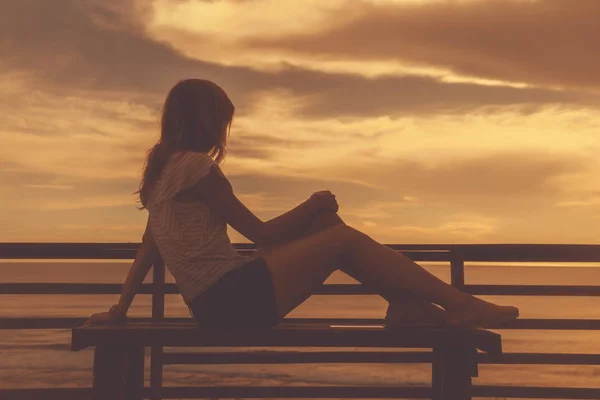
[1,243,599,399]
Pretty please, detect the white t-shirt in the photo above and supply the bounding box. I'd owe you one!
[147,150,251,304]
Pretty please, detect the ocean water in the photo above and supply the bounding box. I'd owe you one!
[1,261,600,399]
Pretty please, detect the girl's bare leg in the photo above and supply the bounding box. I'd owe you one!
[257,211,444,323]
[262,214,518,328]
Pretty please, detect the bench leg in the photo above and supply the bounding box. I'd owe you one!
[432,346,474,400]
[431,348,444,400]
[150,346,163,400]
[93,344,145,400]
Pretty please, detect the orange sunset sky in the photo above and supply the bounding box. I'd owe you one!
[1,0,599,244]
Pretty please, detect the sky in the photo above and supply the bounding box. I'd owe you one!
[1,0,599,244]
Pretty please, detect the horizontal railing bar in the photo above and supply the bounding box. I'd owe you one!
[481,353,600,365]
[1,317,389,330]
[163,350,600,366]
[156,385,600,399]
[156,386,432,398]
[0,282,385,295]
[2,385,598,400]
[163,350,434,365]
[465,285,600,296]
[3,282,600,296]
[472,385,600,399]
[3,317,600,330]
[3,242,600,262]
[495,319,600,330]
[0,387,92,400]
[0,243,443,261]
[0,283,170,295]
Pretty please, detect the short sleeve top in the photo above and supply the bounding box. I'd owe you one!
[146,151,250,304]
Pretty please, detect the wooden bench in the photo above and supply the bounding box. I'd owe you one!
[71,319,503,400]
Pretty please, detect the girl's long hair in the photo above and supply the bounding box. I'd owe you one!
[136,79,235,209]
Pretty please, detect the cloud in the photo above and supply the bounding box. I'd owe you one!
[389,216,499,243]
[1,0,598,122]
[258,67,598,118]
[3,0,599,244]
[304,150,589,208]
[227,133,319,160]
[554,193,600,209]
[245,0,600,90]
[20,184,75,190]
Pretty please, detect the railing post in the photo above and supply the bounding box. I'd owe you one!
[151,255,165,400]
[450,251,465,290]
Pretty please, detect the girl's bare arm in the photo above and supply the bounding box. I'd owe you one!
[112,218,159,317]
[84,218,159,325]
[187,164,327,247]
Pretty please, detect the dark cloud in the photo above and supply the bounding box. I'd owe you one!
[1,0,598,122]
[227,146,273,160]
[228,133,324,160]
[245,0,600,91]
[259,66,598,118]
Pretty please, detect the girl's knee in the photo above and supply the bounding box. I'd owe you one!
[339,224,367,242]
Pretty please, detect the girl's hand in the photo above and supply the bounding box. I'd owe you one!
[82,305,127,327]
[309,191,339,213]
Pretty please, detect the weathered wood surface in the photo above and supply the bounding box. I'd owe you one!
[71,321,502,355]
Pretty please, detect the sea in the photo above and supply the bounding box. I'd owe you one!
[1,260,600,400]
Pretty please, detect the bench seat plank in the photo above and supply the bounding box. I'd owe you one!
[71,321,501,356]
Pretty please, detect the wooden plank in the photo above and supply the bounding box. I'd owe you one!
[479,352,600,365]
[155,386,432,398]
[6,317,600,331]
[0,282,387,295]
[93,345,144,400]
[0,242,438,261]
[2,385,599,400]
[0,242,253,259]
[496,319,600,330]
[472,385,600,399]
[71,324,502,355]
[3,242,600,261]
[153,350,600,367]
[5,282,600,296]
[0,282,386,295]
[451,244,600,262]
[0,388,93,400]
[0,283,169,294]
[464,284,600,296]
[162,350,434,365]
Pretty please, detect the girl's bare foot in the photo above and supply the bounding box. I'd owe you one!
[446,296,519,328]
[385,298,448,328]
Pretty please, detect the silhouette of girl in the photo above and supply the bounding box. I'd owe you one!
[86,79,519,329]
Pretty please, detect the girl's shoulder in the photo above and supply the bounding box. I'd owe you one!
[154,151,218,201]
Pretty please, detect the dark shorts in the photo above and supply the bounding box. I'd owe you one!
[188,256,279,330]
